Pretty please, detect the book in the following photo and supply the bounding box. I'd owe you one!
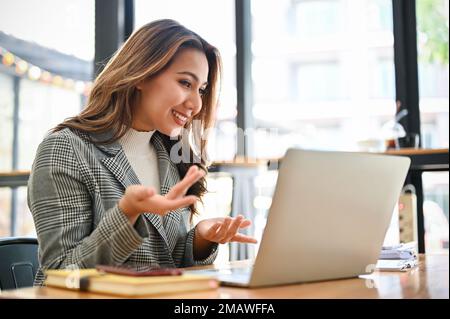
[44,268,218,297]
[379,249,416,260]
[379,242,417,260]
[376,259,418,271]
[376,241,418,271]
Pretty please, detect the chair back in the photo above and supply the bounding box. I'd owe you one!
[0,237,39,290]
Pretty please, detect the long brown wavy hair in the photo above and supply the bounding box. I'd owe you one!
[53,19,222,217]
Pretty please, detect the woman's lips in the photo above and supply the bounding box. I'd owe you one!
[172,109,188,126]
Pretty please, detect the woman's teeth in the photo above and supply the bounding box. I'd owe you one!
[172,110,188,124]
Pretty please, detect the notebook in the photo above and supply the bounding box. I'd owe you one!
[376,242,418,271]
[376,259,418,271]
[379,242,417,260]
[44,268,218,297]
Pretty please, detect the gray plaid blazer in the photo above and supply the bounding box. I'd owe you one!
[28,128,218,286]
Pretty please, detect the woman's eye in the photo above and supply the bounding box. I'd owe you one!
[180,80,206,96]
[180,80,191,88]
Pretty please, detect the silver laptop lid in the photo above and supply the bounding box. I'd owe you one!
[249,149,410,287]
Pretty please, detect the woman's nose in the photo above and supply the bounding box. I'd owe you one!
[185,92,202,114]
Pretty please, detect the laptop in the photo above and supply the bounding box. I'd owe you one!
[186,149,411,287]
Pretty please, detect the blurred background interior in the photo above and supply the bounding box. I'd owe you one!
[0,0,448,263]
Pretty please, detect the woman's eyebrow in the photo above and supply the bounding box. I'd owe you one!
[177,71,208,86]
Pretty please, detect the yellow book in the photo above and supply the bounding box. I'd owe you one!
[44,268,218,297]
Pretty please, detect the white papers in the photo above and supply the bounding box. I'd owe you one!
[379,242,417,260]
[379,249,416,260]
[376,242,418,272]
[376,259,418,272]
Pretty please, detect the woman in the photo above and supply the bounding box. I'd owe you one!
[28,19,257,285]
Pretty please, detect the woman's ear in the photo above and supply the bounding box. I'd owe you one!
[136,79,146,91]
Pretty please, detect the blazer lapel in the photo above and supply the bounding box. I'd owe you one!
[151,132,182,253]
[101,150,140,189]
[92,131,170,249]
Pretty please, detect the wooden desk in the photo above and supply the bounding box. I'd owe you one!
[384,148,449,171]
[0,254,447,299]
[384,148,448,155]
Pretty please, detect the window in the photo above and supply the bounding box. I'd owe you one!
[134,0,237,161]
[0,0,94,60]
[252,170,278,252]
[416,0,449,149]
[0,0,94,172]
[0,73,14,171]
[252,0,397,156]
[18,80,82,170]
[416,0,449,254]
[195,173,234,264]
[0,188,12,237]
[295,61,346,101]
[292,0,343,38]
[423,172,449,253]
[0,186,35,238]
[369,53,396,99]
[0,0,94,236]
[367,0,394,32]
[250,0,414,249]
[14,187,35,237]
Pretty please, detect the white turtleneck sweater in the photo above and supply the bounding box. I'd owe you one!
[119,128,160,194]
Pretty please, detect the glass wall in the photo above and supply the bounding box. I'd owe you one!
[251,0,397,158]
[0,188,12,237]
[18,80,82,170]
[0,187,35,237]
[250,0,402,249]
[416,0,449,149]
[194,173,234,263]
[0,73,14,171]
[0,0,94,61]
[0,0,95,236]
[423,172,449,253]
[416,0,449,253]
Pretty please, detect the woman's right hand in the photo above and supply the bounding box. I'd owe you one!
[119,165,205,224]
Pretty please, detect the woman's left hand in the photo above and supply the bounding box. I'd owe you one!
[196,215,258,244]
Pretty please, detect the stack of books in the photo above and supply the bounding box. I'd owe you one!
[45,267,218,297]
[376,242,418,271]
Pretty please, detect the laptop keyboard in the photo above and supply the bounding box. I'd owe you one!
[185,267,253,284]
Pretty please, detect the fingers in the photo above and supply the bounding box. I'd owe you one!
[136,193,199,216]
[230,233,258,244]
[214,217,232,244]
[141,187,155,199]
[120,186,156,219]
[164,195,198,211]
[222,215,244,242]
[239,219,252,229]
[204,222,222,239]
[185,165,199,178]
[212,216,255,244]
[128,185,155,201]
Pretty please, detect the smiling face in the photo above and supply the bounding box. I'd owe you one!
[132,48,209,136]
